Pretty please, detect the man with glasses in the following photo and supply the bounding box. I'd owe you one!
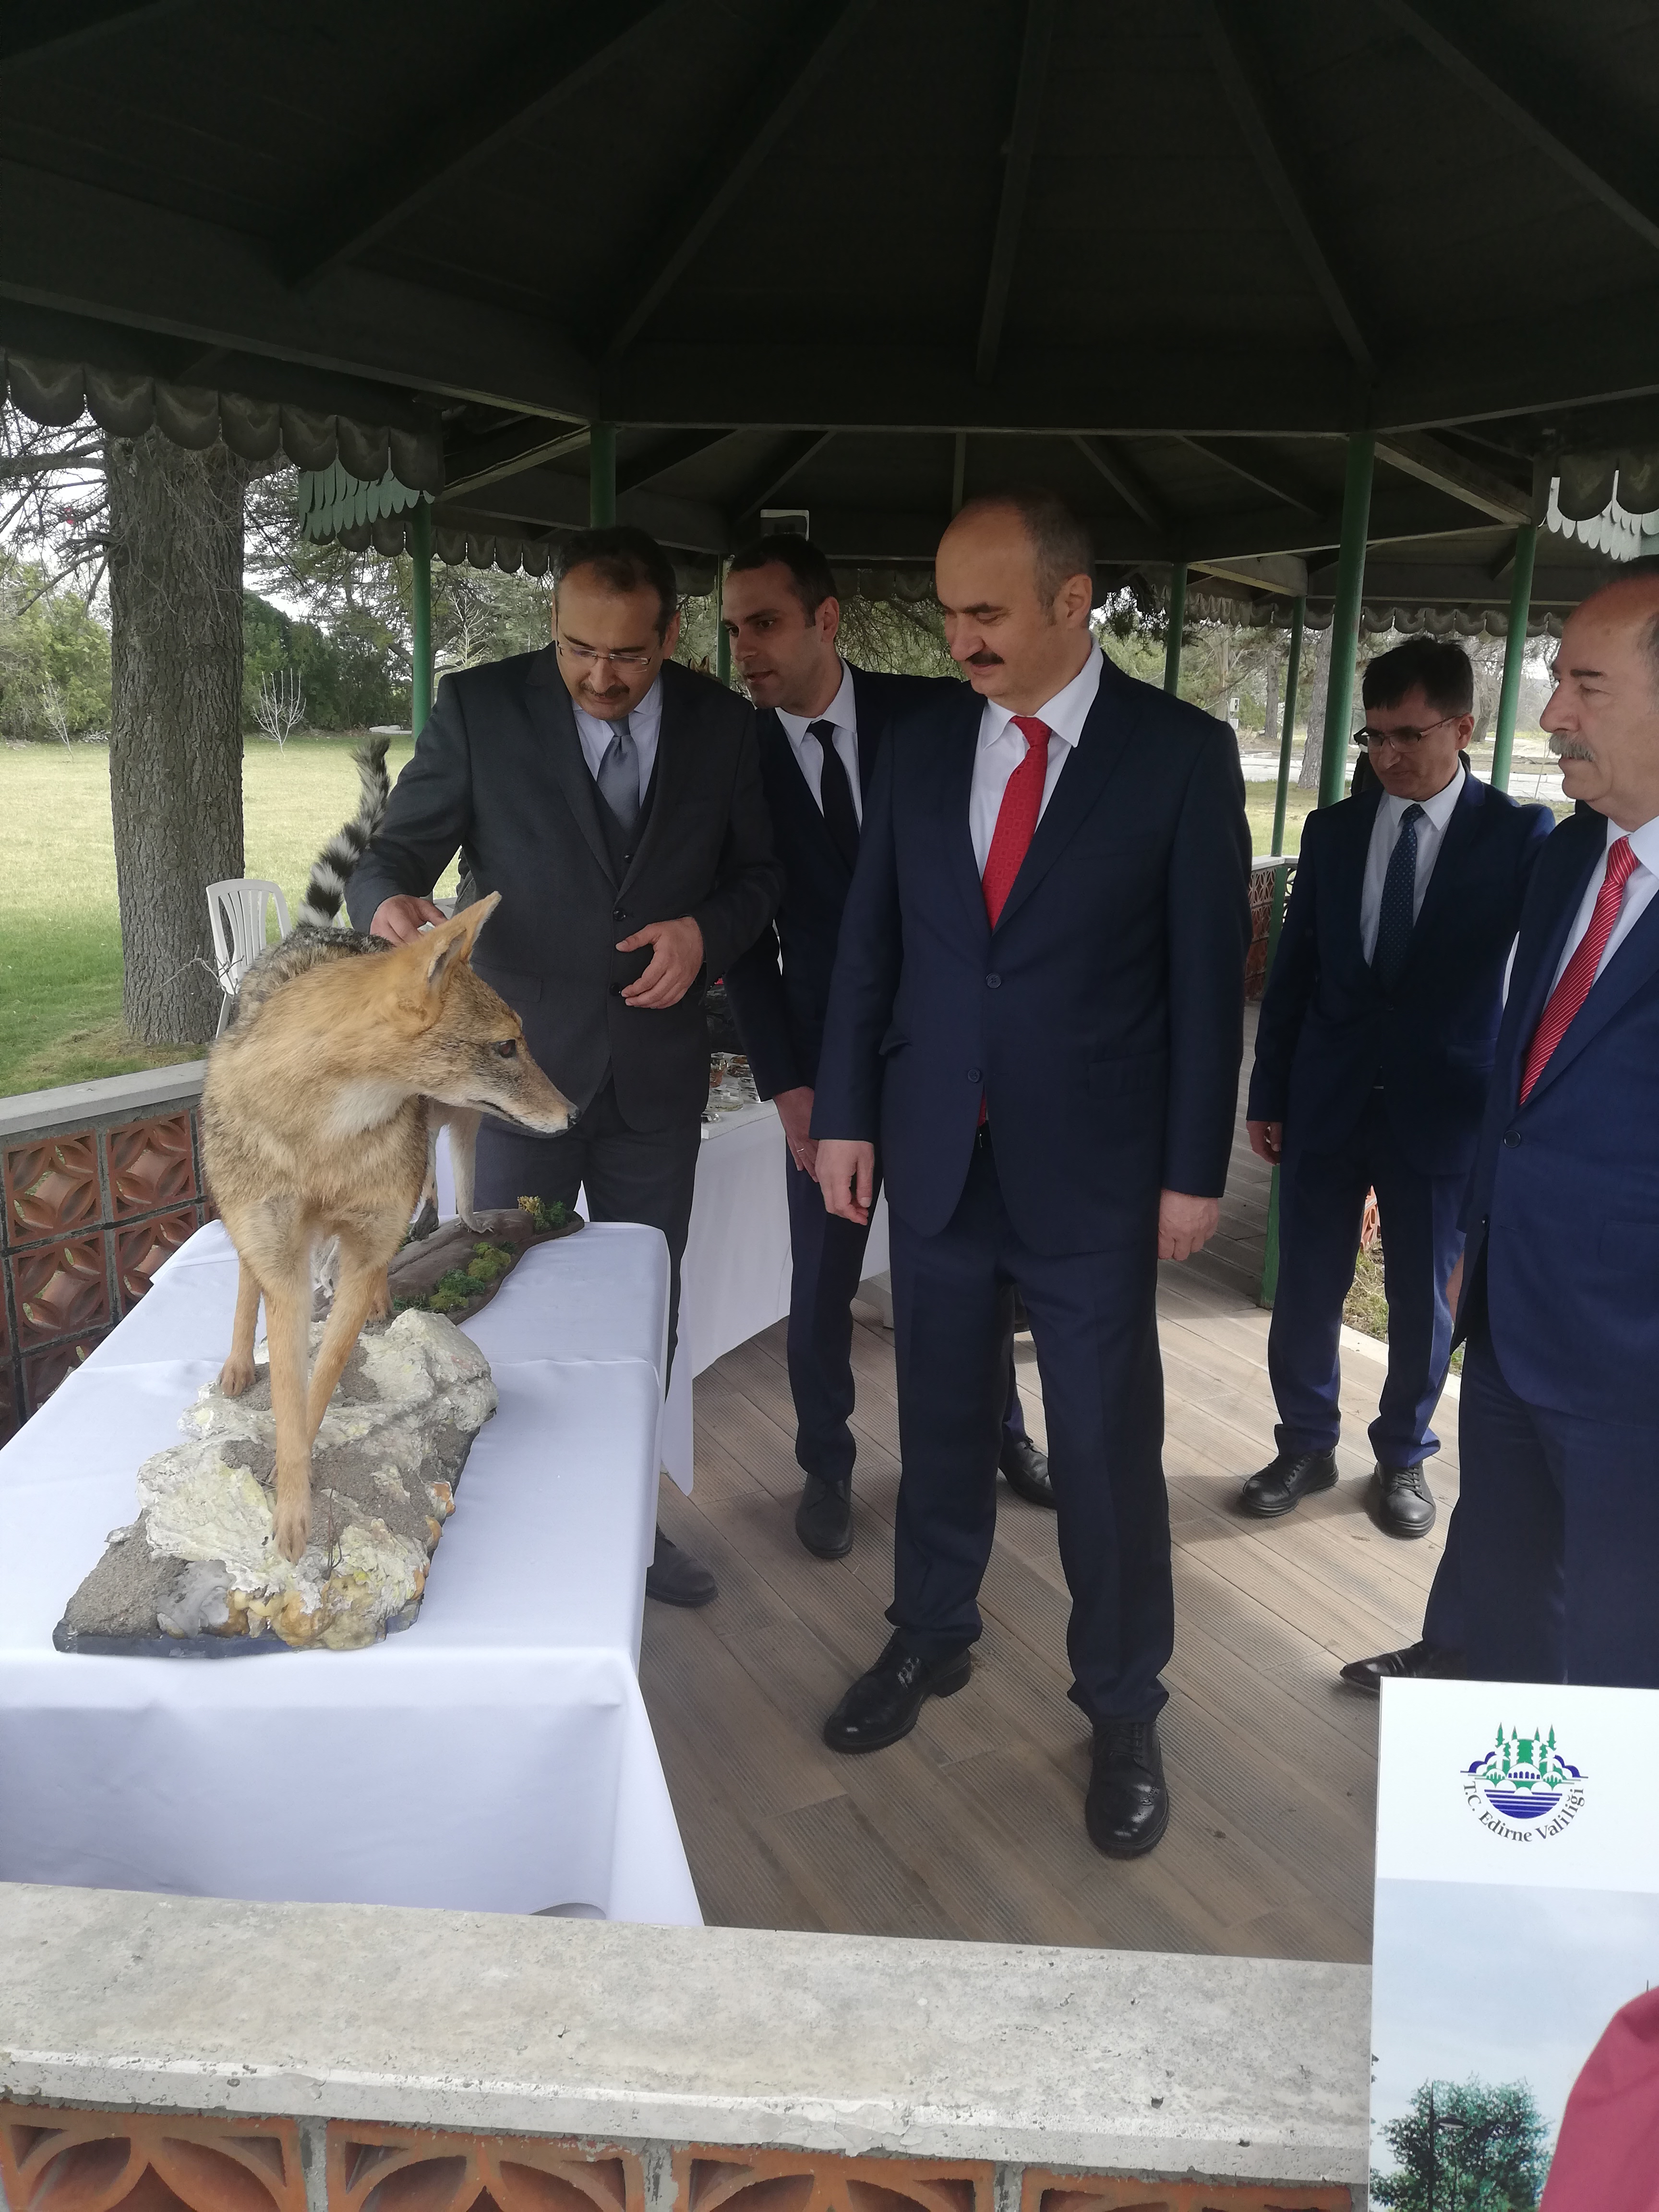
[350,525,782,1608]
[1241,637,1550,1560]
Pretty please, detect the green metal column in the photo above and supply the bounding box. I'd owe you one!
[715,559,731,685]
[1319,432,1374,810]
[1163,559,1188,694]
[589,423,617,528]
[1271,594,1304,858]
[409,498,433,737]
[1491,521,1538,793]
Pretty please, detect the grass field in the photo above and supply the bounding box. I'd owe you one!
[0,734,457,1096]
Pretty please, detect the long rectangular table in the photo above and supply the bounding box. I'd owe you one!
[0,1220,701,1926]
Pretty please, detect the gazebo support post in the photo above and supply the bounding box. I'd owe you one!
[589,423,617,528]
[1258,594,1304,1310]
[1319,432,1374,810]
[1163,560,1188,694]
[715,560,731,685]
[410,498,434,737]
[1491,521,1538,793]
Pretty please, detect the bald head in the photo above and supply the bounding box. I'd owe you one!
[1541,568,1659,828]
[935,490,1097,711]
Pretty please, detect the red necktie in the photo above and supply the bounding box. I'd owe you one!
[982,716,1049,926]
[1520,835,1639,1102]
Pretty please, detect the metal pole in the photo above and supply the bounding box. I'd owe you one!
[715,558,731,685]
[409,498,433,737]
[1491,521,1538,793]
[1273,594,1304,856]
[589,423,617,528]
[1319,431,1374,809]
[1163,559,1188,694]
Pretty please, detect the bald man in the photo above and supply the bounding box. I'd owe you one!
[1450,558,1659,1689]
[811,490,1251,1857]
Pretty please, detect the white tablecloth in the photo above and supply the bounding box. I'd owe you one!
[0,1221,701,1927]
[436,1106,890,1489]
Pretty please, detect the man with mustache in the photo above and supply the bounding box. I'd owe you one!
[1440,561,1659,1688]
[810,490,1250,1856]
[721,534,1051,1560]
[350,525,782,1610]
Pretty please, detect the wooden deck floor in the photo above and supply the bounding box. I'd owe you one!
[640,1021,1448,1960]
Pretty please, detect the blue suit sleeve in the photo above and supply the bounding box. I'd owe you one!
[808,736,902,1143]
[346,674,472,929]
[1246,817,1322,1126]
[1163,730,1252,1196]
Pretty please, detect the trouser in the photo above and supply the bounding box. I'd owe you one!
[1269,1095,1464,1469]
[784,1148,1028,1488]
[1420,1503,1465,1651]
[886,1129,1171,1726]
[474,1079,701,1373]
[1456,1314,1659,1688]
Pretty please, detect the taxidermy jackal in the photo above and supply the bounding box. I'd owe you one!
[200,895,573,1562]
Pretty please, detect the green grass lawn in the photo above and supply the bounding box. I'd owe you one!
[0,734,456,1097]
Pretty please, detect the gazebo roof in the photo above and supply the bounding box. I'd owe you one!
[5,0,1659,611]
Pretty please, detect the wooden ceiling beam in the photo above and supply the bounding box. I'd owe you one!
[728,430,837,524]
[614,428,734,496]
[1177,435,1320,514]
[0,0,190,66]
[443,421,594,500]
[603,0,876,359]
[286,0,691,285]
[976,0,1061,385]
[1200,0,1374,375]
[1379,0,1659,256]
[1373,428,1532,525]
[1070,434,1170,532]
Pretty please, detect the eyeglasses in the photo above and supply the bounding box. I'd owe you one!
[556,638,656,671]
[1353,712,1462,751]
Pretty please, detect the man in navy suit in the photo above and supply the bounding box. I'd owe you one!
[1242,639,1551,1551]
[811,490,1250,1857]
[1450,565,1659,1687]
[722,536,1048,1561]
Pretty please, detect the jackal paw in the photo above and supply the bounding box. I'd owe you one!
[218,1350,256,1397]
[273,1493,311,1563]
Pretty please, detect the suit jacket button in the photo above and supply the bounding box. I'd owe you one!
[967,1067,982,1083]
[986,973,1001,988]
[613,907,625,922]
[1502,1130,1522,1147]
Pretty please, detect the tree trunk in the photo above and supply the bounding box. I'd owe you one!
[1261,652,1280,756]
[1296,620,1334,790]
[106,429,247,1043]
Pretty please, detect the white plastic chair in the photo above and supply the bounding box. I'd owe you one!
[206,878,291,1035]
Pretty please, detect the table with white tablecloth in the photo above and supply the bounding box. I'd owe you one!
[436,1101,890,1489]
[0,1220,701,1927]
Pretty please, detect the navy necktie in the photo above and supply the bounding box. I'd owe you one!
[1371,801,1425,989]
[810,719,860,871]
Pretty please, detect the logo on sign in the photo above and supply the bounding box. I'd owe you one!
[1462,1724,1587,1841]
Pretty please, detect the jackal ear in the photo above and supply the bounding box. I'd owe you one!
[421,892,501,995]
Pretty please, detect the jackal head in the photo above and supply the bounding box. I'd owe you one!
[396,895,574,1134]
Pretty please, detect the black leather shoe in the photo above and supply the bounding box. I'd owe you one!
[645,1528,718,1607]
[999,1432,1056,1508]
[822,1633,972,1753]
[1238,1447,1338,1517]
[795,1474,853,1558]
[1085,1718,1170,1858]
[1372,1462,1436,1538]
[1339,1639,1467,1694]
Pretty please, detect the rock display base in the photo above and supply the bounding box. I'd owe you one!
[55,1309,496,1656]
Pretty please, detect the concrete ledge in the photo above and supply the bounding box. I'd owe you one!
[0,1062,206,1143]
[0,1884,1368,2186]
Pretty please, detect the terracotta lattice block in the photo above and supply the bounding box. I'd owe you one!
[676,2146,994,2212]
[116,1206,201,1311]
[13,1236,111,1349]
[108,1112,199,1221]
[22,1332,108,1414]
[327,2123,646,2212]
[0,2103,305,2212]
[0,1359,16,1447]
[1021,2173,1352,2212]
[4,1131,102,1248]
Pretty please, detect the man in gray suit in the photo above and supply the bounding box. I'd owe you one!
[349,526,782,1607]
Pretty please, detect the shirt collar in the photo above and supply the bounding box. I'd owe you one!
[979,646,1103,752]
[1610,810,1659,874]
[777,659,855,745]
[1380,760,1465,832]
[573,673,661,741]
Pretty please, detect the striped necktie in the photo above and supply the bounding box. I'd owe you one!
[1520,835,1639,1102]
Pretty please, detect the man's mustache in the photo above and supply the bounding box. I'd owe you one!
[1549,733,1595,761]
[966,649,1004,667]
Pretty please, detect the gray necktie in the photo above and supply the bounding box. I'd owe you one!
[596,715,640,839]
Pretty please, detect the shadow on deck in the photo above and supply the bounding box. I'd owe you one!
[641,1010,1441,1960]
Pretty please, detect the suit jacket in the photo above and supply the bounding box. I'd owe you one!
[810,649,1252,1254]
[1249,774,1551,1178]
[346,649,782,1131]
[1460,807,1659,1423]
[723,665,951,1097]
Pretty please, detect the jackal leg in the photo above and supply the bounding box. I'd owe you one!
[444,1108,484,1228]
[218,1260,262,1396]
[304,1213,409,1442]
[263,1270,317,1563]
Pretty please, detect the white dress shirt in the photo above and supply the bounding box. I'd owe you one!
[969,648,1103,876]
[1545,810,1659,992]
[572,673,662,795]
[1358,764,1466,963]
[776,658,861,823]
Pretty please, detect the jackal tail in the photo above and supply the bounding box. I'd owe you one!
[294,733,392,928]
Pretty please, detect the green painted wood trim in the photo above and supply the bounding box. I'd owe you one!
[1273,595,1304,856]
[409,499,433,737]
[1319,432,1374,809]
[1491,522,1538,794]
